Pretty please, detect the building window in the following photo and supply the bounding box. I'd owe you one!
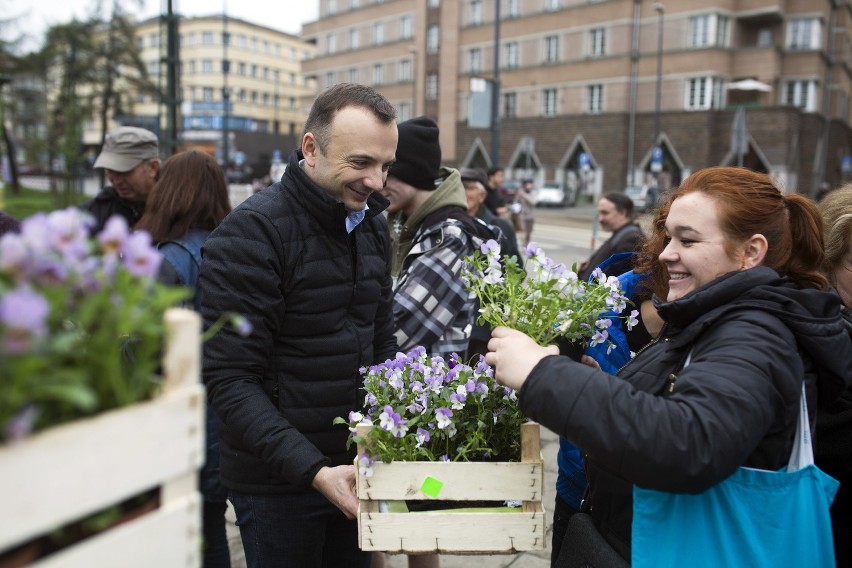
[545,0,560,12]
[426,73,438,99]
[784,80,817,112]
[150,33,159,48]
[684,76,724,110]
[399,102,412,122]
[238,34,247,48]
[352,0,360,7]
[506,0,520,18]
[188,60,196,74]
[188,32,196,46]
[689,14,731,48]
[428,0,440,7]
[251,64,258,77]
[289,96,296,110]
[239,90,247,102]
[590,27,606,57]
[328,0,337,14]
[787,18,821,50]
[544,35,559,63]
[543,88,557,116]
[757,28,772,48]
[327,33,336,54]
[401,15,412,39]
[202,31,214,45]
[374,22,385,45]
[470,0,483,25]
[326,72,335,87]
[373,63,383,85]
[263,93,270,106]
[349,68,359,82]
[505,41,519,69]
[350,28,359,49]
[137,37,145,50]
[203,87,214,101]
[202,59,213,73]
[587,84,603,113]
[263,67,269,80]
[502,92,517,118]
[468,48,482,73]
[238,62,246,75]
[251,91,258,104]
[400,59,412,81]
[427,25,440,53]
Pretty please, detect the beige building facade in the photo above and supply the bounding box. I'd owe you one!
[84,15,315,172]
[303,0,852,196]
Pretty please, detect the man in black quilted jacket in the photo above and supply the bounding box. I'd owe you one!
[199,83,400,568]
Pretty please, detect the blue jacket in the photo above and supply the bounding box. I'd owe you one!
[158,229,209,310]
[556,252,645,509]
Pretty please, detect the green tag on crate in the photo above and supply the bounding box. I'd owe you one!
[420,476,444,497]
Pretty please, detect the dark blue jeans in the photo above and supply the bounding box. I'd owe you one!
[229,489,370,568]
[202,402,231,568]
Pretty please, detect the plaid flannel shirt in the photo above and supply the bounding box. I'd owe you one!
[393,220,477,360]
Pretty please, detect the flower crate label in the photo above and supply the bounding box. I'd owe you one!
[420,476,444,498]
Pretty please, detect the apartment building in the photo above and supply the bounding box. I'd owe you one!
[302,0,852,196]
[83,15,316,173]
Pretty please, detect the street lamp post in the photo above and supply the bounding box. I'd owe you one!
[489,0,501,166]
[652,2,664,187]
[222,5,230,177]
[409,45,417,118]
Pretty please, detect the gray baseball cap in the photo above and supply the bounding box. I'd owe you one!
[93,126,159,172]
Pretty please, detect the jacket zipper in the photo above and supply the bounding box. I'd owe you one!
[614,323,669,376]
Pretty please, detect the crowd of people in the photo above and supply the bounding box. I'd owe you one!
[3,82,850,568]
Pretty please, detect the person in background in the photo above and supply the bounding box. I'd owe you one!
[81,126,161,234]
[551,251,664,566]
[486,166,851,562]
[485,166,508,216]
[514,178,536,247]
[382,117,497,361]
[815,183,852,567]
[461,166,521,359]
[135,150,233,568]
[199,83,399,568]
[0,210,20,236]
[461,167,520,261]
[577,192,644,281]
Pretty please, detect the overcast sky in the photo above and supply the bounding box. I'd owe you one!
[12,0,319,51]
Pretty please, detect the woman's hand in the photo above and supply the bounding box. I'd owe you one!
[485,326,559,391]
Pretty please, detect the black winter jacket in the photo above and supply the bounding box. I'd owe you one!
[519,267,851,559]
[199,149,399,494]
[79,186,144,235]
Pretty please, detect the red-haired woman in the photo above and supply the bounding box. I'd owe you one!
[486,167,852,564]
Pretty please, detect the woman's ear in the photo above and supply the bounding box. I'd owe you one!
[742,233,769,269]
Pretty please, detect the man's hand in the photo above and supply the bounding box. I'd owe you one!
[485,326,558,391]
[312,465,360,519]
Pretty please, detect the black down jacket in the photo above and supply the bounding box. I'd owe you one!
[519,267,852,559]
[199,149,399,494]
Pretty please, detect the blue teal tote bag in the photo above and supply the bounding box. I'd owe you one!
[632,375,839,568]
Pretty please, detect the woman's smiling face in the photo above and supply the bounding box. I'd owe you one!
[659,192,743,302]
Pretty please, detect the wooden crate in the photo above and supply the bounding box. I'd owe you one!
[356,421,546,554]
[0,308,205,567]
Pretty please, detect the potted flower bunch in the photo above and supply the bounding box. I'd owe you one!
[0,208,205,565]
[0,208,187,442]
[339,240,633,554]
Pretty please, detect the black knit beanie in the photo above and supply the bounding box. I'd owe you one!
[389,116,441,190]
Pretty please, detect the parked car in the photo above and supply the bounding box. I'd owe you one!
[534,181,577,207]
[624,184,658,213]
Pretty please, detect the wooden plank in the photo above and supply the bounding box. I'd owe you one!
[358,507,546,553]
[33,493,201,568]
[358,461,542,501]
[0,308,204,553]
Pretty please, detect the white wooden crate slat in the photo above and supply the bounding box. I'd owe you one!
[33,493,201,568]
[358,508,546,553]
[358,461,543,501]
